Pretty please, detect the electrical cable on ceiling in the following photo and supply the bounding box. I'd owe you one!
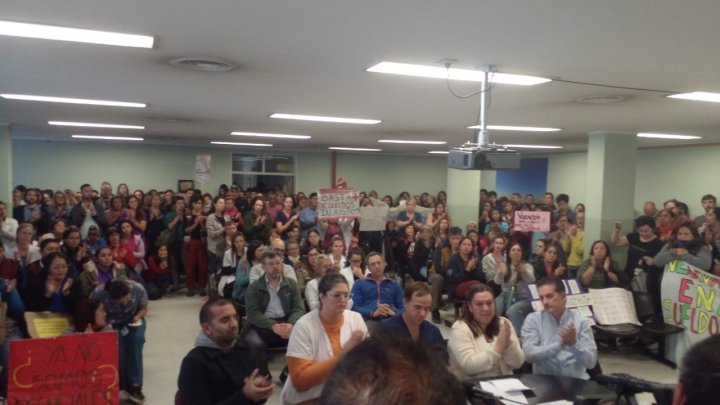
[550,78,677,94]
[445,66,497,99]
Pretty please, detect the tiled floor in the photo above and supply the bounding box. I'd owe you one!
[143,294,679,404]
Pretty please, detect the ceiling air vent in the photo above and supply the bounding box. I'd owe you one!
[169,57,236,72]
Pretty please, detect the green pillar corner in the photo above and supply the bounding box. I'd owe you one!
[584,131,637,265]
[0,124,11,204]
[446,168,493,231]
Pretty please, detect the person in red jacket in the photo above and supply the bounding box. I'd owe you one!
[144,244,173,300]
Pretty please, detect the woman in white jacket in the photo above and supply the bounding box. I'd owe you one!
[448,283,524,380]
[283,273,367,404]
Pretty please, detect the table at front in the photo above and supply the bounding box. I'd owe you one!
[466,374,616,404]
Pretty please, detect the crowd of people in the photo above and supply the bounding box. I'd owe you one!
[1,181,719,404]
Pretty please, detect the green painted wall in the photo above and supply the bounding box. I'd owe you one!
[11,139,720,220]
[334,153,447,198]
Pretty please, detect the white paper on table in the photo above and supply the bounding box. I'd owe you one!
[479,379,530,405]
[488,378,530,391]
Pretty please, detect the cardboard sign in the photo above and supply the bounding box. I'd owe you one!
[661,260,720,364]
[359,206,389,231]
[9,331,119,404]
[318,188,359,219]
[24,312,72,338]
[513,211,551,232]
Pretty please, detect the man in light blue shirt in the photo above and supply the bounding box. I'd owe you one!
[521,277,597,379]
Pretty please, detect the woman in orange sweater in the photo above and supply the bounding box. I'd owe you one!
[282,273,367,404]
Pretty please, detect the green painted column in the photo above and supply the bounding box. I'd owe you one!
[447,169,494,230]
[584,131,637,264]
[0,124,11,204]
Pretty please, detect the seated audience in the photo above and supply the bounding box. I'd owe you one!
[531,241,567,280]
[249,239,298,284]
[305,254,332,311]
[178,298,273,405]
[521,277,597,379]
[448,283,524,380]
[446,237,485,303]
[577,240,622,288]
[242,251,306,348]
[71,298,111,333]
[283,274,367,404]
[494,242,535,334]
[144,244,173,300]
[351,252,404,326]
[379,282,446,361]
[80,246,128,297]
[22,252,81,313]
[654,222,712,273]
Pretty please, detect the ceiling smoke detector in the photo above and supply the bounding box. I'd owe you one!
[169,57,236,72]
[576,95,628,104]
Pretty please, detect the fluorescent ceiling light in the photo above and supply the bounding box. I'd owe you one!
[467,125,561,132]
[1,94,145,108]
[231,131,311,139]
[367,62,550,85]
[428,151,449,154]
[211,141,273,147]
[270,113,381,125]
[505,144,563,149]
[50,121,144,129]
[668,92,720,103]
[328,147,382,152]
[0,20,154,48]
[378,139,447,145]
[637,133,701,140]
[72,135,143,141]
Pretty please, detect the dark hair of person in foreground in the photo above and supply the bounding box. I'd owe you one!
[319,330,467,405]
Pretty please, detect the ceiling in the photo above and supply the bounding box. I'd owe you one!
[2,0,720,156]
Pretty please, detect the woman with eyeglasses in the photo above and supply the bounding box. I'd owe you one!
[282,273,367,404]
[448,283,524,380]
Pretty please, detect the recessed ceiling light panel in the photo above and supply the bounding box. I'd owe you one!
[72,135,143,141]
[367,62,550,85]
[428,151,449,154]
[271,113,380,125]
[211,141,273,147]
[328,147,382,152]
[0,20,154,48]
[637,133,701,140]
[668,92,720,103]
[378,139,447,145]
[1,94,145,108]
[231,131,310,139]
[50,121,144,129]
[505,144,563,149]
[467,125,561,132]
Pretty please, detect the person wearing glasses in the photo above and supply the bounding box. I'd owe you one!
[282,273,367,404]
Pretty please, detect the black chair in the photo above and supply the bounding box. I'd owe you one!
[633,291,683,368]
[592,291,683,368]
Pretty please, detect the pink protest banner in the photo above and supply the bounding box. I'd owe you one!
[513,211,550,232]
[318,188,359,219]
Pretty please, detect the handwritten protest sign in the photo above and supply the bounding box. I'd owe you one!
[513,211,551,232]
[661,260,720,363]
[24,312,72,338]
[318,188,359,219]
[9,331,119,404]
[359,206,388,231]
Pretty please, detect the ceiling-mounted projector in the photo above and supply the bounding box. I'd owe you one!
[447,144,521,170]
